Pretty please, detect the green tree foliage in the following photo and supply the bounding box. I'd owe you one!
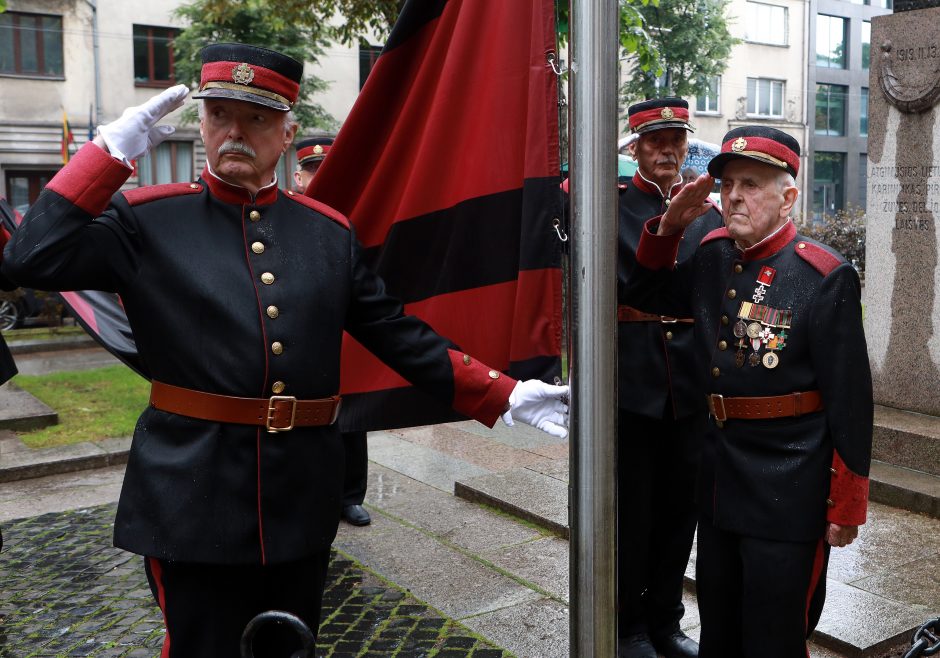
[172,0,402,130]
[619,0,738,109]
[556,0,660,74]
[800,206,867,274]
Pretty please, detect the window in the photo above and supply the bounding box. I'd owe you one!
[747,78,784,117]
[696,76,721,114]
[816,15,846,69]
[862,21,871,70]
[137,142,193,186]
[815,84,847,136]
[0,12,63,77]
[745,2,788,46]
[359,44,383,89]
[860,87,869,136]
[133,25,177,86]
[5,171,57,215]
[813,152,846,219]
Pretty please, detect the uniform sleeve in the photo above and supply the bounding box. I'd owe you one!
[620,216,696,319]
[343,232,516,427]
[808,263,873,526]
[2,143,138,293]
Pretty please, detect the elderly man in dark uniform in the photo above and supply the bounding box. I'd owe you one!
[2,43,568,657]
[627,126,872,658]
[616,98,723,658]
[293,136,372,526]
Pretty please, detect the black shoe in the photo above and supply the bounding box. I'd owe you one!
[651,629,698,658]
[342,504,371,526]
[619,633,658,658]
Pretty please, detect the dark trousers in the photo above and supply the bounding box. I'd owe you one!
[342,430,368,506]
[145,550,331,658]
[696,519,829,658]
[617,410,702,639]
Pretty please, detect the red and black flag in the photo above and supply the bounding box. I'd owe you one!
[308,0,563,431]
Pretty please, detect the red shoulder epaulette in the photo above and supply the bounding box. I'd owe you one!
[283,190,350,229]
[700,226,731,246]
[795,240,842,276]
[122,182,203,206]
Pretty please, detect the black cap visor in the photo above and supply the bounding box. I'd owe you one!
[633,120,695,135]
[192,87,290,112]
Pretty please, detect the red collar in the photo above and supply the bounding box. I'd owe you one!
[201,166,279,206]
[740,220,796,261]
[631,171,682,199]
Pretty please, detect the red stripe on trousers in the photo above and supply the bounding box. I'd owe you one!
[804,537,826,657]
[147,557,172,658]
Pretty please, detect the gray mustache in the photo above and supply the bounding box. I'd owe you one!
[218,141,256,158]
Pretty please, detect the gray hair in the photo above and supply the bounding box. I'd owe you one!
[197,100,295,129]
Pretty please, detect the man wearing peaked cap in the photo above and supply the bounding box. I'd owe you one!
[624,125,872,657]
[3,42,571,657]
[615,97,722,658]
[293,136,333,193]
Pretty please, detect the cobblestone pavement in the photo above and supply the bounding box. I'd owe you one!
[0,504,510,658]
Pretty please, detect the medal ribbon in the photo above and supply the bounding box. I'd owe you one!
[737,301,792,329]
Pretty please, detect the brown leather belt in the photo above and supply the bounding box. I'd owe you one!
[149,381,342,433]
[618,305,694,324]
[706,390,823,422]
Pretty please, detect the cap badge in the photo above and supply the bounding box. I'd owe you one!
[313,145,324,155]
[732,137,747,152]
[232,63,255,85]
[660,107,675,120]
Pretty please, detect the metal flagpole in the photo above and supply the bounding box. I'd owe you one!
[568,0,620,655]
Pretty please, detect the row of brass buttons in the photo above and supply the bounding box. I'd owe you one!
[248,208,284,394]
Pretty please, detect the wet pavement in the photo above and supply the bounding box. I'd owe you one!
[0,503,508,658]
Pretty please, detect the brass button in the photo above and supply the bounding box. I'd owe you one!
[664,198,671,206]
[727,289,736,299]
[715,420,724,428]
[734,264,743,274]
[287,190,294,196]
[261,272,275,285]
[189,183,199,189]
[488,370,500,379]
[266,305,279,319]
[798,242,806,249]
[826,498,835,507]
[271,341,283,355]
[721,315,730,326]
[249,210,261,222]
[463,355,471,365]
[251,242,265,254]
[830,467,837,474]
[665,331,674,340]
[271,381,286,394]
[718,340,728,350]
[711,367,720,378]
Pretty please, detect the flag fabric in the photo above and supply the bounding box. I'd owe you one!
[9,0,564,432]
[61,109,75,165]
[308,0,564,431]
[88,104,95,142]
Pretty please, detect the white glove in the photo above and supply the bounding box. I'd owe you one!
[501,380,570,439]
[98,84,189,165]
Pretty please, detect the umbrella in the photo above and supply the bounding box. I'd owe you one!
[682,138,721,176]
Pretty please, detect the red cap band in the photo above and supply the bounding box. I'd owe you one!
[720,135,799,174]
[200,60,300,105]
[296,144,331,163]
[629,106,690,131]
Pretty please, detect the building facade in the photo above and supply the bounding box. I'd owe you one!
[0,0,376,210]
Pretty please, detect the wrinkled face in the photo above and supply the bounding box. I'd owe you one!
[630,128,689,186]
[292,161,322,193]
[719,159,798,248]
[201,98,297,192]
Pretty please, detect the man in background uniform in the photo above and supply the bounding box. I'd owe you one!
[629,126,872,657]
[616,98,723,658]
[294,136,371,526]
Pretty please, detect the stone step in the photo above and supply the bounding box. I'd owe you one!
[0,381,57,431]
[873,405,940,477]
[455,468,940,658]
[869,460,940,519]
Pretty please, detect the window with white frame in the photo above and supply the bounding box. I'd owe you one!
[696,76,721,113]
[745,2,788,46]
[137,142,194,186]
[747,78,784,117]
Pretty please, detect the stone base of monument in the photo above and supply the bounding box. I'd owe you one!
[870,405,940,519]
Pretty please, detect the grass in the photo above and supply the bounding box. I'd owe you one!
[12,365,150,449]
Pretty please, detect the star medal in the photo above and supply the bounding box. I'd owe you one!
[752,266,776,304]
[762,352,780,369]
[735,338,747,367]
[748,352,761,367]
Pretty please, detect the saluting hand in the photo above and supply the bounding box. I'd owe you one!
[657,173,715,237]
[96,84,190,165]
[826,522,859,547]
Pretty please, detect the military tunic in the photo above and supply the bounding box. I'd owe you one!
[3,143,516,566]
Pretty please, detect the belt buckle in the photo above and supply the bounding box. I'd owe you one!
[266,395,297,433]
[660,316,678,324]
[707,394,727,422]
[329,397,342,425]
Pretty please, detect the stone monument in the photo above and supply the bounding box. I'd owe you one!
[866,4,940,415]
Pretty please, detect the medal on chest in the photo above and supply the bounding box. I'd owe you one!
[732,267,791,369]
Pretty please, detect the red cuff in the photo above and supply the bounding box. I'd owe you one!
[45,142,132,216]
[0,226,10,251]
[827,449,869,526]
[448,349,517,427]
[636,216,682,270]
